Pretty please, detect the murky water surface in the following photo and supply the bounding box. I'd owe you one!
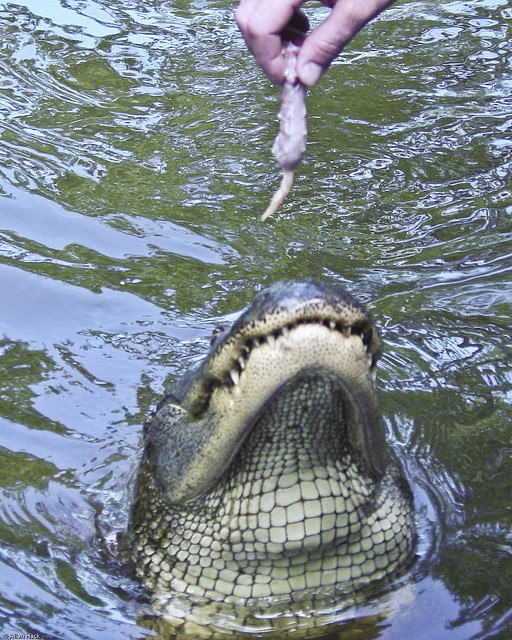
[1,0,511,638]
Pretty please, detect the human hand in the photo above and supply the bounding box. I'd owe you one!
[236,0,396,86]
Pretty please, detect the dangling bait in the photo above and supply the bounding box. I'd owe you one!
[261,42,307,221]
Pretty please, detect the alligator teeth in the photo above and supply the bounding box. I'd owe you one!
[266,334,277,349]
[329,320,336,330]
[281,326,290,339]
[230,369,240,386]
[252,337,261,348]
[238,357,246,370]
[343,326,351,338]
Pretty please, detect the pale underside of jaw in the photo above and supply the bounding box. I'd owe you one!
[174,323,378,503]
[211,322,375,423]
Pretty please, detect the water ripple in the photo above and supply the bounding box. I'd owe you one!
[0,0,511,638]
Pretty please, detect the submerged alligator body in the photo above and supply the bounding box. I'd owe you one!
[130,279,415,637]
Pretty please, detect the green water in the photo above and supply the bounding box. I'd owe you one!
[0,0,511,638]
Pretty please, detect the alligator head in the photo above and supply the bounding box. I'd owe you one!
[130,279,415,628]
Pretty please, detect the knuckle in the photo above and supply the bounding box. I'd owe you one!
[234,6,248,30]
[235,10,265,41]
[244,20,266,40]
[314,36,343,60]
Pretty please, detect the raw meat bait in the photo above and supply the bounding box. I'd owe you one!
[261,42,307,221]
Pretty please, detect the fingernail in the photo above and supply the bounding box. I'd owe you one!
[300,62,323,86]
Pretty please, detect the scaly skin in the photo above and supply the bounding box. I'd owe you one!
[130,279,415,638]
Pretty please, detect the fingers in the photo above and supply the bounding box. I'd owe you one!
[236,0,395,86]
[236,0,307,83]
[297,0,396,85]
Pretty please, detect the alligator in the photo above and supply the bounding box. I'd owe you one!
[130,279,415,638]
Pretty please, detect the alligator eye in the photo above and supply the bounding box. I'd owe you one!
[210,326,226,344]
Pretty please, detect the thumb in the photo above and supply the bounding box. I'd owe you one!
[297,5,356,85]
[297,0,391,85]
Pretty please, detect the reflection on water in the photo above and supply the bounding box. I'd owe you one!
[0,0,511,638]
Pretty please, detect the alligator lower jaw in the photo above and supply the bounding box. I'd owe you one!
[207,314,379,394]
[163,322,384,504]
[206,321,375,435]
